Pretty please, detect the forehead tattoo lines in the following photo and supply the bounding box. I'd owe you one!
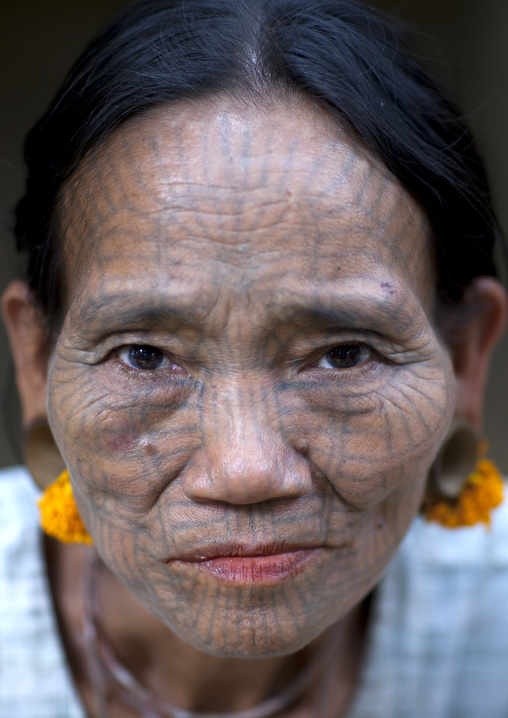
[61,101,430,299]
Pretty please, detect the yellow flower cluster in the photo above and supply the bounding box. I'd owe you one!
[38,469,93,545]
[425,459,504,529]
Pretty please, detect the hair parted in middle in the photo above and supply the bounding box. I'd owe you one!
[16,0,502,320]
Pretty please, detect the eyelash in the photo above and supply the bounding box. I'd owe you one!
[112,341,376,374]
[314,343,374,371]
[115,345,182,372]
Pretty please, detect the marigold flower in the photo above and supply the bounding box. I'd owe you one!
[38,470,93,544]
[425,459,504,529]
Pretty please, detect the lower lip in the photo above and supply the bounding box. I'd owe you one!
[174,549,320,585]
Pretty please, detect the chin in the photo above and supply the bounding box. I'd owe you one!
[173,617,323,659]
[150,591,340,659]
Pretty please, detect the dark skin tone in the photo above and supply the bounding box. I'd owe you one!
[3,96,507,717]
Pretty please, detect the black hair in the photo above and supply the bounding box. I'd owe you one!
[15,0,503,317]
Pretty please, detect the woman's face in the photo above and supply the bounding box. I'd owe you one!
[48,98,455,657]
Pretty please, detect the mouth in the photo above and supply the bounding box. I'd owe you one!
[165,543,325,585]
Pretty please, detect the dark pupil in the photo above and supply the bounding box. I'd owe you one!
[325,344,361,369]
[129,345,164,370]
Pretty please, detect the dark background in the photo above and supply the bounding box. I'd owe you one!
[1,0,507,469]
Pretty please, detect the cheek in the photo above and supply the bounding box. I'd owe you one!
[279,357,456,510]
[47,361,200,523]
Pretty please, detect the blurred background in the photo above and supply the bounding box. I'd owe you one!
[0,0,507,469]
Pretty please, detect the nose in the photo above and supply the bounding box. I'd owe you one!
[182,376,312,504]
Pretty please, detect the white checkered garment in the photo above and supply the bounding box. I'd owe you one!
[348,485,508,718]
[0,467,84,718]
[2,465,508,717]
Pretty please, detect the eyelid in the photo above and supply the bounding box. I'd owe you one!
[85,331,181,362]
[315,342,374,370]
[297,329,412,368]
[113,344,183,372]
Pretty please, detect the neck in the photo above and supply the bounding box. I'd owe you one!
[46,542,368,718]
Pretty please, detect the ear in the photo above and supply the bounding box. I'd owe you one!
[1,280,52,427]
[447,277,507,432]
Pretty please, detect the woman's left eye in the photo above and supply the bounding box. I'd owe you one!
[117,345,171,371]
[317,343,373,370]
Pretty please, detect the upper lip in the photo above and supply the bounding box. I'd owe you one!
[166,540,323,562]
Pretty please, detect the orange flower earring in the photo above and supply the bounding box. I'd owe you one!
[24,420,93,545]
[38,470,93,545]
[424,421,503,528]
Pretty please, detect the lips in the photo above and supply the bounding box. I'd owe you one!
[165,542,325,585]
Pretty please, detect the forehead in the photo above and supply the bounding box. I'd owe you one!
[59,97,433,312]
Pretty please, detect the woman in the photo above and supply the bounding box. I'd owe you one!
[1,0,507,716]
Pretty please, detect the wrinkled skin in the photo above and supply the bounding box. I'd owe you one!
[47,96,455,659]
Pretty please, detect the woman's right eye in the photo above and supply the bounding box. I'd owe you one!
[116,345,170,371]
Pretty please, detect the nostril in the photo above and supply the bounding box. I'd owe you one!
[182,440,312,505]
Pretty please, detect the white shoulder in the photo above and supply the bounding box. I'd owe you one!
[0,465,85,717]
[0,465,40,548]
[399,483,508,568]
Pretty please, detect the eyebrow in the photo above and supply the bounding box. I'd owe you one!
[282,303,416,335]
[76,294,195,333]
[73,284,421,340]
[269,290,421,338]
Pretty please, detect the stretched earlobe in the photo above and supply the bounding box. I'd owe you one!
[428,420,477,499]
[424,421,503,528]
[425,278,507,529]
[24,419,66,490]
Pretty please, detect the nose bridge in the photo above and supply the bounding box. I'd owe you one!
[182,374,312,504]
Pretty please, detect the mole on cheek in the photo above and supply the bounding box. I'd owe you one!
[140,438,158,456]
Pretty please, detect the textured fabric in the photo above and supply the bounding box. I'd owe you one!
[0,467,84,718]
[349,492,508,718]
[1,465,508,717]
